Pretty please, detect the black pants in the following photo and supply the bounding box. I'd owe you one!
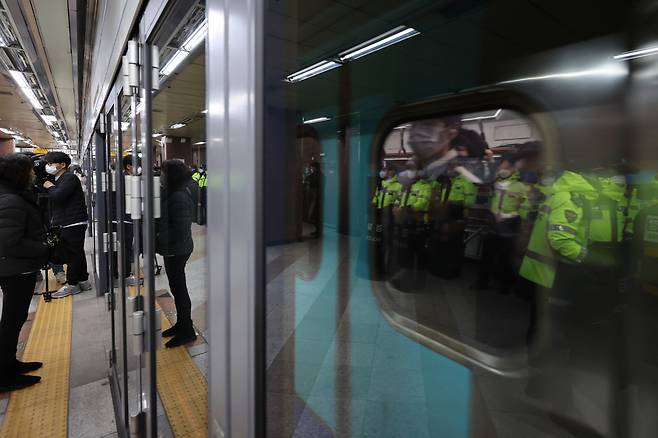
[0,273,37,375]
[164,253,192,327]
[60,225,89,285]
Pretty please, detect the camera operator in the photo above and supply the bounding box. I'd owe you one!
[42,151,91,297]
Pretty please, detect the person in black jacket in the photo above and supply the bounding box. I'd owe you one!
[0,154,49,392]
[156,160,197,348]
[42,152,92,298]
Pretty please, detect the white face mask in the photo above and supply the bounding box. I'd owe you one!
[497,168,512,179]
[379,170,387,179]
[45,164,59,175]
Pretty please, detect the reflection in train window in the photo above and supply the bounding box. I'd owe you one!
[371,109,546,354]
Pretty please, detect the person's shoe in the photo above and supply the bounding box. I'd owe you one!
[14,360,43,373]
[55,272,67,284]
[0,374,41,392]
[165,331,197,348]
[78,280,92,291]
[162,324,179,338]
[52,284,81,298]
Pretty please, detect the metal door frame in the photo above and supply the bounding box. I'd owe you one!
[207,0,263,436]
[102,88,132,438]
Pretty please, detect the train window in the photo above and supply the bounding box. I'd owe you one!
[372,109,546,357]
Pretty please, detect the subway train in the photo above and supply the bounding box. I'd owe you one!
[0,0,657,437]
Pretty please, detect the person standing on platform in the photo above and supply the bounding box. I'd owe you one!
[156,159,197,348]
[44,151,91,298]
[0,154,48,392]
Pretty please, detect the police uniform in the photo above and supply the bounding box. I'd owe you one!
[520,171,627,406]
[477,170,528,292]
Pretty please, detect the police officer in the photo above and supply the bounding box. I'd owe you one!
[476,154,528,293]
[372,166,402,274]
[519,168,627,409]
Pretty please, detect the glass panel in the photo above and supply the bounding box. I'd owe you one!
[148,2,209,435]
[107,107,127,407]
[263,1,634,437]
[119,89,145,419]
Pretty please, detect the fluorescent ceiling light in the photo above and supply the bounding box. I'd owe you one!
[52,132,60,138]
[57,141,68,146]
[161,20,207,77]
[14,136,25,141]
[201,109,208,114]
[194,141,206,145]
[8,70,43,110]
[461,109,502,122]
[0,128,16,135]
[121,122,130,131]
[393,124,412,130]
[170,123,186,129]
[338,26,420,61]
[41,114,57,125]
[499,64,626,84]
[613,46,658,61]
[152,133,163,138]
[303,117,330,124]
[285,60,340,83]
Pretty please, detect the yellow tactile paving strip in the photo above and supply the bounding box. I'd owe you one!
[0,296,72,438]
[156,310,208,437]
[128,284,208,436]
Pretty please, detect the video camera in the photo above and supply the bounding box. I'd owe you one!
[31,154,54,187]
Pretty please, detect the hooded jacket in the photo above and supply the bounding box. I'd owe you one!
[520,171,598,288]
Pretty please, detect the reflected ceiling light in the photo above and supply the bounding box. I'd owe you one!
[338,26,420,61]
[461,109,502,122]
[152,132,163,138]
[161,19,207,76]
[52,132,60,138]
[285,60,340,83]
[303,117,330,124]
[498,64,626,84]
[170,123,186,129]
[614,46,658,61]
[201,109,208,114]
[393,124,412,130]
[14,136,25,141]
[121,122,129,131]
[0,128,16,135]
[41,114,57,125]
[8,70,43,110]
[57,141,68,146]
[194,141,206,145]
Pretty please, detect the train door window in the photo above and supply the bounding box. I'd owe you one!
[145,1,209,435]
[374,109,545,356]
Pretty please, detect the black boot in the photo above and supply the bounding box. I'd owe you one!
[0,374,41,392]
[162,324,179,338]
[165,324,196,348]
[14,360,43,373]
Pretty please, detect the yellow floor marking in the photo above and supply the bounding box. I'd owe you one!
[156,310,208,437]
[125,284,208,436]
[0,296,72,438]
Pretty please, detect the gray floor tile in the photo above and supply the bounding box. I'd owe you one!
[192,352,208,378]
[70,345,109,388]
[0,398,7,415]
[68,378,117,438]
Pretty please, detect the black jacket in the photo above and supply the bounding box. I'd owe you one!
[0,182,49,276]
[47,171,88,227]
[155,185,194,256]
